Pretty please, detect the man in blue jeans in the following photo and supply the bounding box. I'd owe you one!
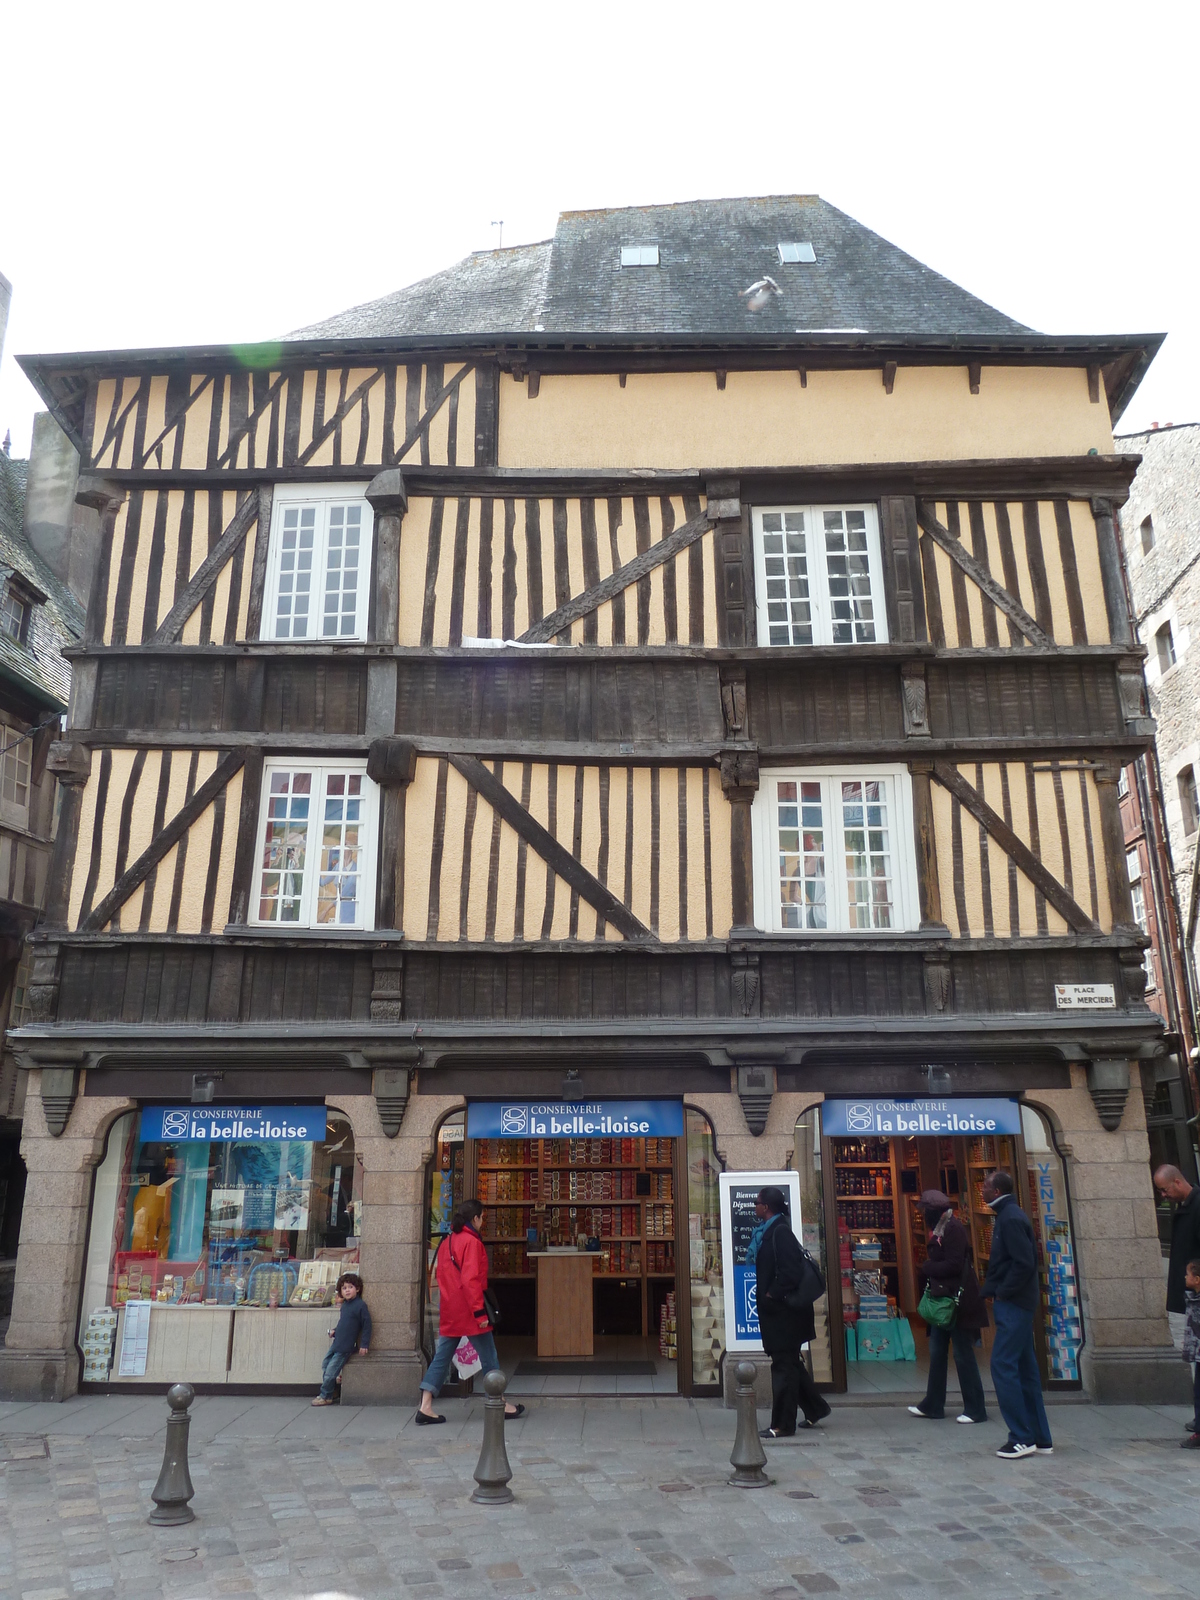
[980,1170,1052,1459]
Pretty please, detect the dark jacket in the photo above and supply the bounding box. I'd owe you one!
[1166,1186,1200,1315]
[917,1214,988,1332]
[979,1195,1039,1313]
[754,1214,816,1344]
[329,1295,372,1355]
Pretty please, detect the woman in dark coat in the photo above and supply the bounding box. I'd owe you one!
[752,1186,832,1437]
[908,1190,989,1424]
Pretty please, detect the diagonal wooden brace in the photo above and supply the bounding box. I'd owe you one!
[448,755,655,941]
[930,760,1095,933]
[916,502,1053,650]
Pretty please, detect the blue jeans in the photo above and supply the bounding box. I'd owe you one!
[922,1324,987,1421]
[319,1347,350,1399]
[989,1299,1051,1447]
[420,1332,500,1396]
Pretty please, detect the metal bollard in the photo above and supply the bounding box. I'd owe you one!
[149,1383,197,1526]
[728,1361,771,1488]
[470,1368,515,1505]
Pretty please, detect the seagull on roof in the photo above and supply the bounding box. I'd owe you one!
[740,275,782,312]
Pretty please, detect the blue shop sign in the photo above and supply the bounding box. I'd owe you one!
[467,1100,683,1139]
[821,1097,1022,1138]
[139,1105,329,1143]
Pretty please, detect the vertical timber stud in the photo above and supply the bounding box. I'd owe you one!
[367,738,419,931]
[721,749,759,934]
[365,469,408,646]
[1093,759,1138,931]
[908,759,947,933]
[709,479,752,647]
[29,741,93,1023]
[1091,498,1134,648]
[75,477,126,646]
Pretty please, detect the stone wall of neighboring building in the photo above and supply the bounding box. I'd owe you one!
[1116,421,1200,1187]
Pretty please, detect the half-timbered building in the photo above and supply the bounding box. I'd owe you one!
[0,196,1187,1406]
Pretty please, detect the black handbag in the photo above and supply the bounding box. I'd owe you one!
[482,1287,502,1328]
[782,1247,826,1312]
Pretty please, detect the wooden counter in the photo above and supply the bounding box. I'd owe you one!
[531,1253,594,1357]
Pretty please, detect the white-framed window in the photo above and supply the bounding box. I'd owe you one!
[620,245,659,267]
[1126,847,1155,990]
[251,761,378,930]
[753,765,917,933]
[263,483,373,641]
[1116,765,1130,799]
[0,589,30,645]
[752,504,888,647]
[0,721,31,826]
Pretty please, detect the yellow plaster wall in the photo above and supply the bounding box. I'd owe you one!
[498,365,1114,469]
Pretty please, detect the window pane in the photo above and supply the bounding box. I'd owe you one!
[0,730,30,810]
[842,778,893,928]
[760,514,812,646]
[823,509,877,643]
[322,504,362,638]
[779,779,826,928]
[258,770,312,921]
[316,772,363,925]
[274,507,316,638]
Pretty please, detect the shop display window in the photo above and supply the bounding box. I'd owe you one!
[80,1106,360,1337]
[686,1109,724,1387]
[1021,1106,1083,1384]
[424,1111,465,1356]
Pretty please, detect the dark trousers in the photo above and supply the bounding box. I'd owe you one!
[1191,1361,1199,1430]
[921,1324,987,1421]
[759,1304,829,1433]
[989,1299,1051,1448]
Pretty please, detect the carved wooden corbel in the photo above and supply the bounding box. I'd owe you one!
[900,661,930,737]
[370,948,405,1023]
[730,951,761,1019]
[923,952,952,1013]
[736,1062,775,1135]
[719,667,747,739]
[1115,656,1155,736]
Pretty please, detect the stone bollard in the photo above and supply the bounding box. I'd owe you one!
[471,1369,515,1505]
[149,1383,197,1526]
[728,1361,771,1488]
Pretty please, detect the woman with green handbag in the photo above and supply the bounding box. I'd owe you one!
[908,1191,989,1424]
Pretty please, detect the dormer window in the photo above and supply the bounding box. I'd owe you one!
[0,575,41,647]
[620,245,659,267]
[777,242,816,264]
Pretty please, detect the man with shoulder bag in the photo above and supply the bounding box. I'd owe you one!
[980,1170,1053,1460]
[750,1186,832,1437]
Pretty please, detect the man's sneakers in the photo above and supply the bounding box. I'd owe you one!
[996,1440,1037,1459]
[1181,1433,1200,1450]
[1035,1444,1054,1455]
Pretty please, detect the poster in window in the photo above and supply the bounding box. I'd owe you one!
[718,1170,803,1352]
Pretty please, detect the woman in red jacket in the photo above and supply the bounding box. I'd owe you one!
[417,1199,525,1424]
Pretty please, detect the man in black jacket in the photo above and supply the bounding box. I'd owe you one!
[1154,1165,1200,1327]
[979,1170,1052,1460]
[753,1186,831,1437]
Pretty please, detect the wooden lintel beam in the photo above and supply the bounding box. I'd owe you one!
[929,760,1095,933]
[519,508,711,644]
[916,502,1054,649]
[448,755,655,942]
[80,748,247,932]
[149,493,259,644]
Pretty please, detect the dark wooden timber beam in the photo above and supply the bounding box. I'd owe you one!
[448,755,655,942]
[149,493,258,644]
[80,749,247,933]
[929,760,1095,933]
[519,509,711,643]
[916,502,1054,649]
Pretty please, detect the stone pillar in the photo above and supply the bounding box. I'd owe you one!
[687,1088,823,1407]
[333,1091,462,1406]
[0,1071,133,1401]
[1029,1069,1191,1404]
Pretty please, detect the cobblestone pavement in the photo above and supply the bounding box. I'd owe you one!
[0,1393,1197,1599]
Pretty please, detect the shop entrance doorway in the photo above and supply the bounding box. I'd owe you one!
[424,1110,688,1396]
[812,1103,1082,1396]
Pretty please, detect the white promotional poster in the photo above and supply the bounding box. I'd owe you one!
[718,1170,803,1352]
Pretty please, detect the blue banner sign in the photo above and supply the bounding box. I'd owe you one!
[467,1100,683,1139]
[139,1106,329,1143]
[821,1097,1022,1138]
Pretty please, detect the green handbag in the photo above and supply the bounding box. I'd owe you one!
[917,1287,961,1329]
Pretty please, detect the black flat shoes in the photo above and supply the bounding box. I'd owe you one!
[415,1411,446,1425]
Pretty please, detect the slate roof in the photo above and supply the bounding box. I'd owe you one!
[0,450,84,709]
[291,195,1029,341]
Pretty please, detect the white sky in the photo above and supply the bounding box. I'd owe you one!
[1,0,1196,456]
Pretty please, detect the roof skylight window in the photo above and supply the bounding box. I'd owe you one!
[778,242,816,264]
[620,245,660,267]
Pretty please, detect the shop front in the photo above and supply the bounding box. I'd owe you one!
[76,1101,362,1389]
